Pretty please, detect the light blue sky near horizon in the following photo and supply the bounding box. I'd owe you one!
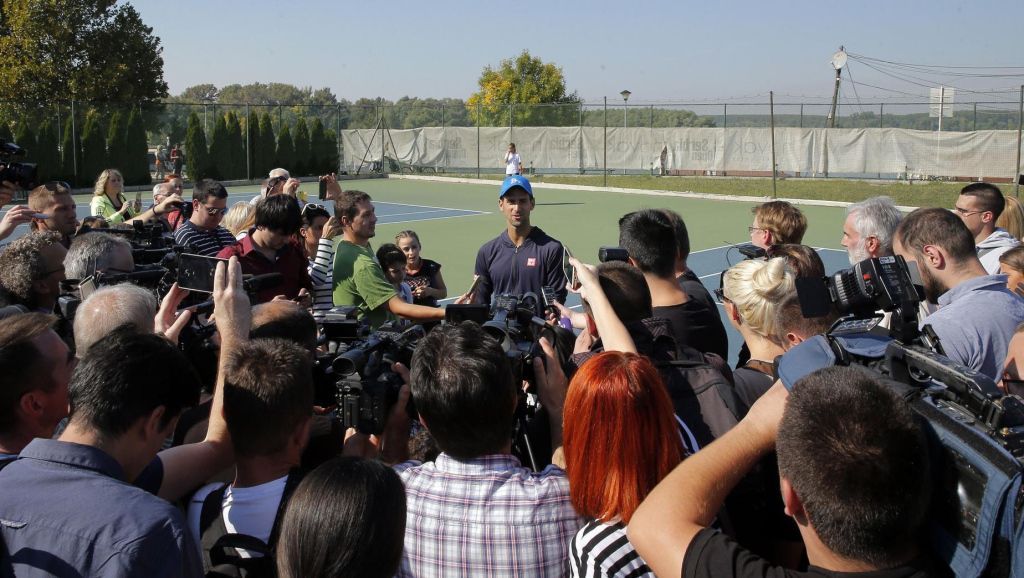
[133,0,1024,105]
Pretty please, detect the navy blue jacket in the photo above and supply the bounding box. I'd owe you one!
[474,227,567,313]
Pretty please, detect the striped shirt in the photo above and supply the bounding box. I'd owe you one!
[394,453,581,578]
[173,221,238,257]
[569,519,654,578]
[309,236,336,311]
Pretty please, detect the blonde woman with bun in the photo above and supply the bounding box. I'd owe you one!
[716,257,794,410]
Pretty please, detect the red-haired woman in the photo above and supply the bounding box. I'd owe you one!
[563,351,685,577]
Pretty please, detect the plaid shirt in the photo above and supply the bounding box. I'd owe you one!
[394,453,581,578]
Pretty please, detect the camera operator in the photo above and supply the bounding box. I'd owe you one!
[630,367,947,578]
[0,231,66,313]
[0,257,247,576]
[64,231,135,281]
[249,168,293,207]
[749,200,807,252]
[27,181,78,248]
[0,313,73,465]
[330,188,444,328]
[173,178,237,256]
[954,182,1020,274]
[893,207,1024,380]
[472,176,567,313]
[619,209,728,359]
[217,194,312,305]
[841,196,903,265]
[187,338,314,572]
[72,283,192,355]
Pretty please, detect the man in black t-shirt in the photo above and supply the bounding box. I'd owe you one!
[619,209,728,359]
[628,367,948,578]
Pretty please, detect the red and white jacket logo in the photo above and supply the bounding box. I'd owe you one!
[526,257,537,267]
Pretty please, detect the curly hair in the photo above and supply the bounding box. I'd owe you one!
[0,231,63,301]
[92,169,123,197]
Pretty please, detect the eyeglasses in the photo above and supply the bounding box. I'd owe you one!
[748,226,767,234]
[953,206,984,218]
[713,270,730,303]
[201,205,228,216]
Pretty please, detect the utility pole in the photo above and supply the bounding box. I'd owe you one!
[827,47,847,128]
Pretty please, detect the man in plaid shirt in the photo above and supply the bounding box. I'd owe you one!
[391,321,581,578]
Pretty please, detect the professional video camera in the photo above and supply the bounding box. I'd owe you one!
[331,324,424,435]
[0,139,38,191]
[789,255,1024,577]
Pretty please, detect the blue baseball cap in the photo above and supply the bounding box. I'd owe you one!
[499,175,533,199]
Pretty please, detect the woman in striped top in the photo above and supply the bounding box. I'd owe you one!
[563,352,685,577]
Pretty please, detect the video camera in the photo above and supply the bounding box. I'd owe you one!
[0,139,38,191]
[790,255,1024,576]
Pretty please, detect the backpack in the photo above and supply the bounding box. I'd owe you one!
[198,470,303,578]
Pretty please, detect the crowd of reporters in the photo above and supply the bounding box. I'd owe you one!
[1,164,1024,578]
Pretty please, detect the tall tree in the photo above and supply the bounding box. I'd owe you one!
[0,1,167,111]
[321,128,339,174]
[60,116,80,185]
[80,111,106,186]
[225,111,244,180]
[185,111,209,181]
[275,124,295,174]
[258,113,276,175]
[466,50,579,126]
[293,117,310,176]
[124,108,150,185]
[208,113,230,180]
[246,110,260,180]
[309,118,325,175]
[13,123,36,166]
[106,111,127,173]
[34,119,59,183]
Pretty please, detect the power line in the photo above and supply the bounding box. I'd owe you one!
[847,52,1024,71]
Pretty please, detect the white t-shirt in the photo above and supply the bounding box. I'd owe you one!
[187,475,289,558]
[505,152,522,175]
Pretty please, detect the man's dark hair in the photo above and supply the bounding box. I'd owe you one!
[772,293,837,346]
[222,339,313,458]
[777,366,930,567]
[301,204,330,227]
[618,209,677,278]
[276,457,406,578]
[333,189,372,223]
[659,209,691,262]
[410,322,516,459]
[0,313,58,433]
[895,207,977,263]
[69,326,202,436]
[594,261,652,324]
[375,243,406,270]
[255,194,302,235]
[192,178,228,203]
[960,182,1005,219]
[251,302,318,351]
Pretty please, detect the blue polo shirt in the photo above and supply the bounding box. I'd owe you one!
[923,274,1024,381]
[0,439,202,577]
[473,227,567,314]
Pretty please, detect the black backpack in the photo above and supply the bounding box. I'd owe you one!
[198,470,303,578]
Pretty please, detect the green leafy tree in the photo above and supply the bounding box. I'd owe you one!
[0,121,13,142]
[308,118,325,174]
[466,51,580,127]
[60,116,81,185]
[258,113,276,175]
[321,128,339,174]
[246,110,260,180]
[185,111,209,181]
[275,124,295,174]
[14,123,36,167]
[225,112,244,180]
[123,108,150,185]
[106,111,127,173]
[80,111,106,185]
[34,119,59,183]
[293,118,310,176]
[0,1,167,112]
[208,113,230,180]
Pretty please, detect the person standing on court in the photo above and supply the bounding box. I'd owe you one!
[504,143,522,176]
[473,176,567,314]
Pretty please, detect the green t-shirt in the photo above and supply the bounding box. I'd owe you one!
[332,239,397,329]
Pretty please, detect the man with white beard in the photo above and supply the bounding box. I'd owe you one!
[840,196,903,265]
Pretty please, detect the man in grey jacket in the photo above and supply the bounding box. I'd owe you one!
[955,182,1020,274]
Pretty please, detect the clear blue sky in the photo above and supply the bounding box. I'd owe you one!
[134,0,1024,105]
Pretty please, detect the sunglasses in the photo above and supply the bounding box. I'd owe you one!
[201,205,228,216]
[43,181,70,193]
[302,203,327,216]
[714,270,730,303]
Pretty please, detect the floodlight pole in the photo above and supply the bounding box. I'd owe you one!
[1015,84,1023,198]
[621,90,630,129]
[245,103,251,180]
[770,91,777,199]
[603,96,608,188]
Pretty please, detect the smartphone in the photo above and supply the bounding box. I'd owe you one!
[134,191,143,212]
[562,246,580,291]
[466,275,483,296]
[31,213,49,219]
[177,253,226,293]
[318,179,328,201]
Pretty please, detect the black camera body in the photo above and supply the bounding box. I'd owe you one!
[0,139,38,191]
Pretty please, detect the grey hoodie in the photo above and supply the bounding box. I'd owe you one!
[977,227,1020,274]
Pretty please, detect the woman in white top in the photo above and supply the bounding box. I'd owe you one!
[504,143,522,175]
